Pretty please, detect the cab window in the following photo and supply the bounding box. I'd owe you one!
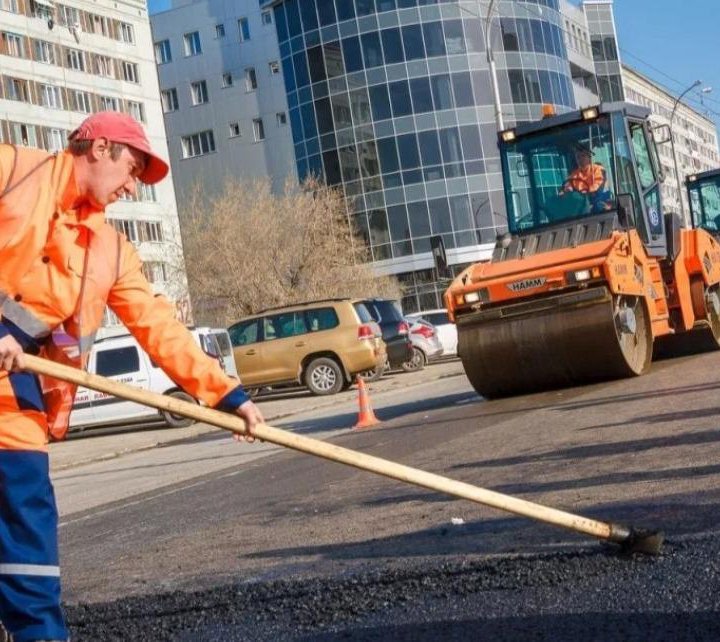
[629,121,662,236]
[96,346,140,377]
[228,319,260,346]
[630,123,656,190]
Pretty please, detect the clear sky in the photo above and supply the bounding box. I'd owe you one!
[613,0,720,131]
[146,0,720,132]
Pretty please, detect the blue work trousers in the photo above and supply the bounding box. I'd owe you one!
[0,450,68,642]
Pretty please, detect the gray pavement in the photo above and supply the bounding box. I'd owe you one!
[58,348,720,641]
[50,358,463,472]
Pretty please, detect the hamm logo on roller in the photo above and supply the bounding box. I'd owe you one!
[507,277,546,292]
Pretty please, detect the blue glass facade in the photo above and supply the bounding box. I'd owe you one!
[269,0,575,311]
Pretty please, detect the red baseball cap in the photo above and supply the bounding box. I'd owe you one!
[68,111,169,185]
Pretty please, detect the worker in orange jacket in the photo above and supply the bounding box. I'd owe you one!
[559,145,612,212]
[0,111,263,642]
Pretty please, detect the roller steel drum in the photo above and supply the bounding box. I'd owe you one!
[457,286,652,399]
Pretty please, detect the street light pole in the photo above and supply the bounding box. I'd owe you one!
[458,1,504,131]
[485,0,504,131]
[669,79,702,220]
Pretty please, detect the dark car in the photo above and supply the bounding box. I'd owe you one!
[355,298,413,375]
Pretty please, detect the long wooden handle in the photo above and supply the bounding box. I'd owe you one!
[25,353,630,544]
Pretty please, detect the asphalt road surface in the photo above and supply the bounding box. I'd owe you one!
[52,354,720,640]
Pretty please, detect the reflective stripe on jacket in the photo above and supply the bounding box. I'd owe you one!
[0,144,246,450]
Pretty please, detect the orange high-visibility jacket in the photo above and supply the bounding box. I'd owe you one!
[0,144,245,450]
[565,163,606,194]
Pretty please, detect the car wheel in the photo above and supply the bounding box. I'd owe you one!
[402,347,426,372]
[304,357,344,395]
[161,391,196,428]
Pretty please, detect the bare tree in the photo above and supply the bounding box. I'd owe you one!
[176,178,402,327]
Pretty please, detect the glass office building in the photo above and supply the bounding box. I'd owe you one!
[264,0,578,311]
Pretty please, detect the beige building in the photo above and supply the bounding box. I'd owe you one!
[0,0,191,332]
[623,65,719,222]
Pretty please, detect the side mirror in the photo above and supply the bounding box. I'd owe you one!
[652,124,672,145]
[617,193,636,229]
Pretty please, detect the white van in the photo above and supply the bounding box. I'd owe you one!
[69,327,233,432]
[208,327,238,378]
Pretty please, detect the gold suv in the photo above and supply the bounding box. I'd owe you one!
[227,299,386,396]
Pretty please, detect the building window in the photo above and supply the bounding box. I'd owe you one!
[60,5,79,27]
[269,61,279,74]
[128,101,145,123]
[137,220,164,242]
[33,40,55,64]
[99,95,119,111]
[181,130,216,158]
[40,84,63,109]
[191,80,209,105]
[110,218,139,242]
[253,118,265,142]
[48,129,65,152]
[222,72,233,88]
[261,10,272,25]
[245,67,257,91]
[142,262,168,284]
[3,32,25,58]
[66,48,86,71]
[9,122,37,146]
[120,23,135,44]
[31,0,52,19]
[122,61,139,83]
[229,122,241,138]
[154,39,172,64]
[238,17,250,41]
[215,23,225,38]
[137,183,157,202]
[0,0,19,12]
[183,31,202,56]
[161,88,179,113]
[95,55,115,78]
[276,112,287,126]
[90,13,110,37]
[5,77,30,102]
[70,90,92,113]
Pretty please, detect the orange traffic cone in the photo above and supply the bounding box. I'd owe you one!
[353,375,380,429]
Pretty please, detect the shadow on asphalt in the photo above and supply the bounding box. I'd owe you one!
[244,490,720,562]
[451,428,720,471]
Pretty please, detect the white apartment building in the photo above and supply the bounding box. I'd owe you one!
[623,66,719,222]
[0,0,192,331]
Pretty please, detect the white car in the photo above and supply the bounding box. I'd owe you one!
[406,309,457,356]
[402,318,444,372]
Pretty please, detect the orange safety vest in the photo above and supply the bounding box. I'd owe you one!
[0,144,240,450]
[566,163,606,194]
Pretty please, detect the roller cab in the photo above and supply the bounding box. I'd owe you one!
[445,104,720,398]
[687,169,720,238]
